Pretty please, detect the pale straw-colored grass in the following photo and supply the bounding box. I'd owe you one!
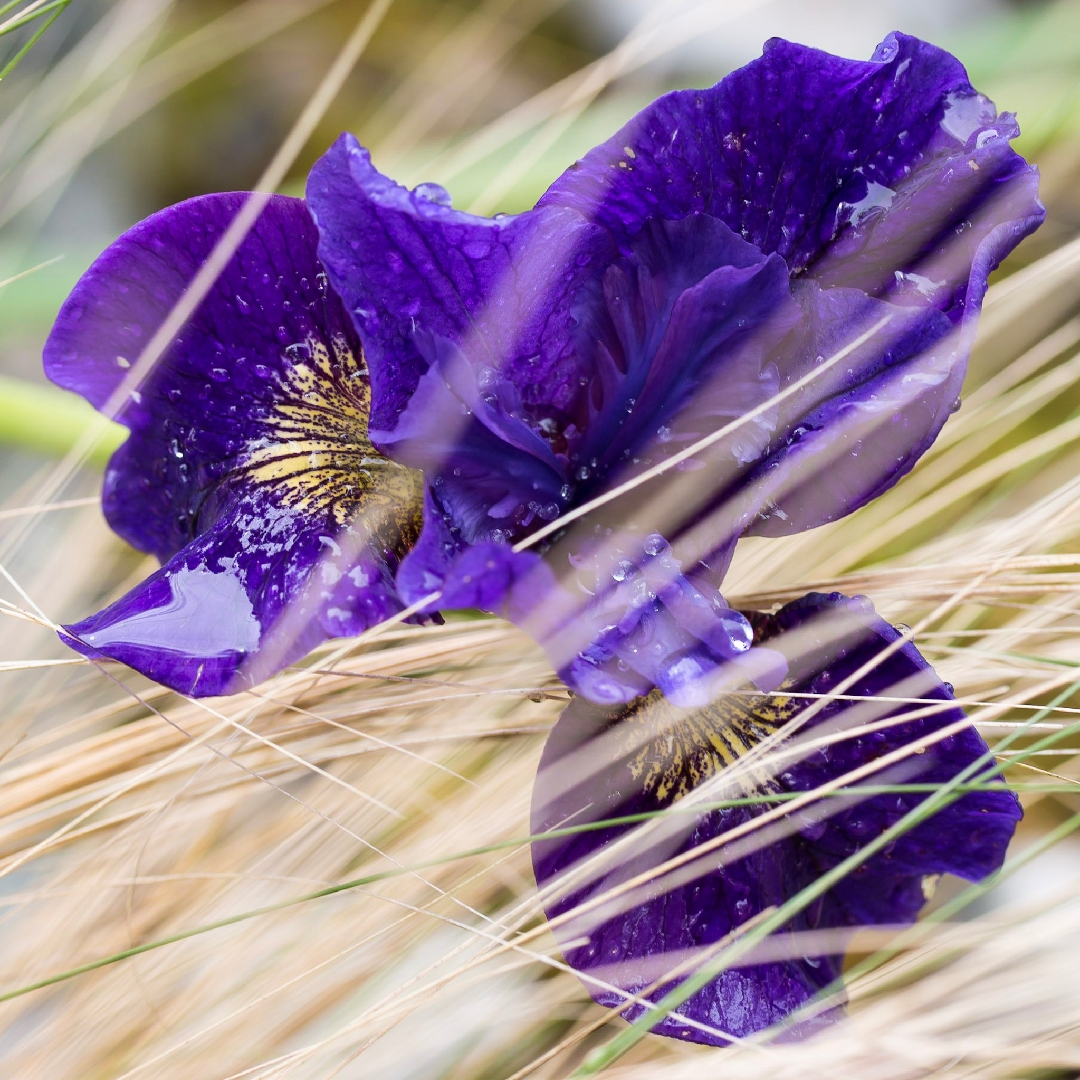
[2,1,1080,1078]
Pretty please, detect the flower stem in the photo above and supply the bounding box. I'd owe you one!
[0,376,124,463]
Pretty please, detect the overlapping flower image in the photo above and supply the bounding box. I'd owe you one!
[44,33,1040,1046]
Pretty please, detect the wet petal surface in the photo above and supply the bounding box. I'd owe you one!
[62,485,414,696]
[308,137,615,432]
[539,32,1042,319]
[531,593,1021,1043]
[47,193,424,694]
[305,33,1043,706]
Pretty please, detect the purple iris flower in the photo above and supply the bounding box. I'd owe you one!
[531,593,1022,1044]
[307,32,1043,706]
[45,194,426,695]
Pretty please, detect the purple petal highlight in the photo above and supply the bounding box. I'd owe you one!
[62,487,412,696]
[539,32,1043,306]
[305,33,1044,705]
[307,135,616,433]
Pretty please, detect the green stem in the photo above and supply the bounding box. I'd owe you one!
[0,778,1058,1005]
[0,376,124,463]
[0,1,72,81]
[781,803,1080,1034]
[0,0,69,38]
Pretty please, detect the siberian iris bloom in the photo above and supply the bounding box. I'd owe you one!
[45,194,426,695]
[307,32,1043,706]
[531,593,1022,1044]
[41,33,1029,1048]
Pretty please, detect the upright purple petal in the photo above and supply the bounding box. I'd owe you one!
[531,593,1020,1044]
[304,34,1043,707]
[663,283,960,544]
[371,330,568,545]
[46,193,424,695]
[539,32,1043,323]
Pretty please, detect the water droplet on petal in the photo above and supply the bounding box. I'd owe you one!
[643,534,667,557]
[414,182,452,207]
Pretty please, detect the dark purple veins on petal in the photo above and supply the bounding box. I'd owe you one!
[530,593,1021,1044]
[307,136,617,434]
[46,193,424,695]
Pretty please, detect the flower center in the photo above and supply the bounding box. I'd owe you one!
[239,334,425,545]
[620,688,800,803]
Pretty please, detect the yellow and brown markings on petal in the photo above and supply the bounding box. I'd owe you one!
[620,688,801,803]
[238,335,424,548]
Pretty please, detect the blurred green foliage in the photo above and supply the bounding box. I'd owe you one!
[0,373,123,463]
[0,0,74,81]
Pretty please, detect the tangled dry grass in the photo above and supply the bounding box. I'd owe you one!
[3,1,1080,1078]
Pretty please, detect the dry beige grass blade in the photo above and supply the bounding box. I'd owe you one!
[461,0,773,215]
[0,0,397,566]
[5,334,1080,1080]
[397,0,769,193]
[0,0,178,230]
[0,0,346,230]
[366,0,573,163]
[603,893,1080,1080]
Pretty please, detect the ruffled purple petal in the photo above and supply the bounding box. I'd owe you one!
[312,169,806,700]
[538,32,1043,315]
[531,592,1020,1044]
[532,35,1042,544]
[305,35,1043,708]
[669,283,960,542]
[47,193,425,694]
[306,135,616,433]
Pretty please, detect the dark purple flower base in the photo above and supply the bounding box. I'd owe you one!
[531,594,1021,1044]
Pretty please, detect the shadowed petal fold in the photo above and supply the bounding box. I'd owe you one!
[531,593,1021,1044]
